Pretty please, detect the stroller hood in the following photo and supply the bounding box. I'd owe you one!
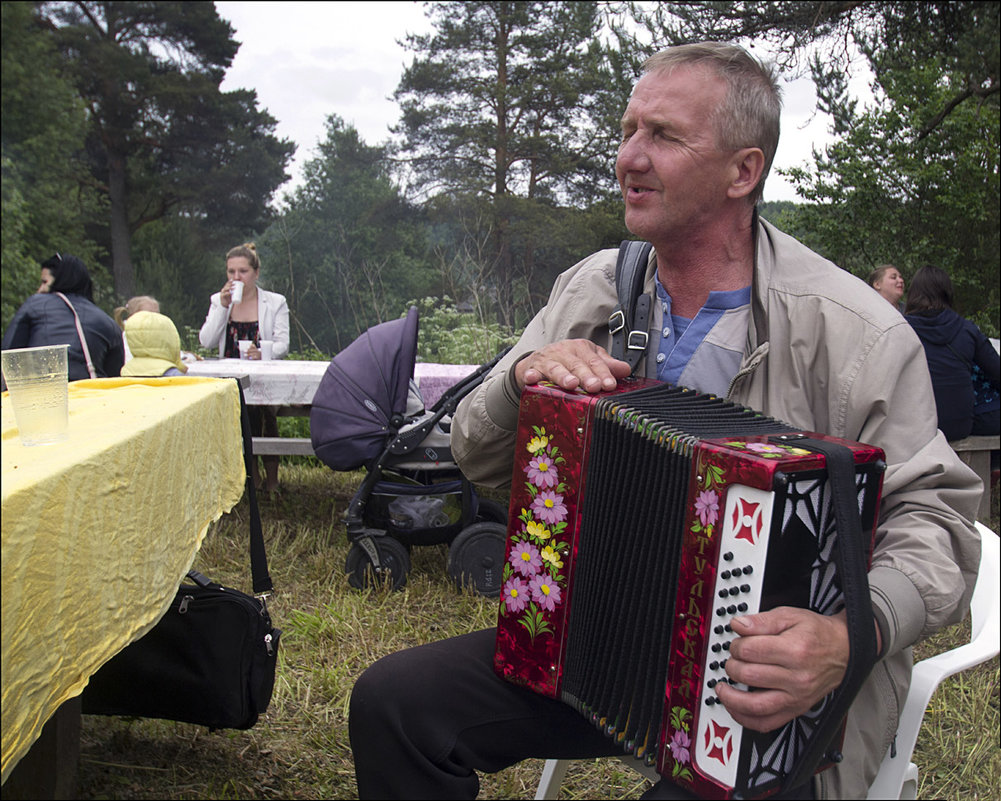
[310,307,419,471]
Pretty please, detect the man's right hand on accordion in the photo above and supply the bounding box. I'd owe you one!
[716,607,881,733]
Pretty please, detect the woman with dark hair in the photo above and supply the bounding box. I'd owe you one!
[2,254,124,381]
[905,264,999,441]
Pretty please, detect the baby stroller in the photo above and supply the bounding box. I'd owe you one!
[310,306,512,596]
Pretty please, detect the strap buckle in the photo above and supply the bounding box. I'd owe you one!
[627,330,649,351]
[608,309,626,335]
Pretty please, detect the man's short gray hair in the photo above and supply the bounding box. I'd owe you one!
[643,42,782,204]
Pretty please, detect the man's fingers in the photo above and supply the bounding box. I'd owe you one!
[523,358,581,391]
[714,683,796,733]
[516,340,631,392]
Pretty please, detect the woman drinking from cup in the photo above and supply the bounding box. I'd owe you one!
[199,242,290,493]
[199,242,289,360]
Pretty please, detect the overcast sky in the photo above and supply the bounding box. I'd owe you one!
[216,1,861,205]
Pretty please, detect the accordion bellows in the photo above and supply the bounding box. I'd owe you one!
[494,379,885,799]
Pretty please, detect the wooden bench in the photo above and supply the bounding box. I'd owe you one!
[951,435,999,523]
[251,436,314,456]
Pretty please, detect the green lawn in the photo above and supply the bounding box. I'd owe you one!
[77,464,1000,800]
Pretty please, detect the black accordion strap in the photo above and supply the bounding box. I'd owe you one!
[779,436,878,790]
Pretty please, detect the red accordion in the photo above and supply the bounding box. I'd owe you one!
[494,379,885,799]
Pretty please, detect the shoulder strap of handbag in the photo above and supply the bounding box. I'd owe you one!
[944,341,974,372]
[54,292,98,379]
[236,380,274,598]
[608,240,654,372]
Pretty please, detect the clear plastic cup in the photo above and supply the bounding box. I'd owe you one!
[238,340,252,359]
[260,340,273,361]
[1,344,69,445]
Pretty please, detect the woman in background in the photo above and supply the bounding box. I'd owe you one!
[199,242,290,493]
[2,253,123,380]
[905,264,999,441]
[868,263,906,310]
[198,242,289,360]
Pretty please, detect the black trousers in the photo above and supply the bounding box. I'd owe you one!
[349,628,813,800]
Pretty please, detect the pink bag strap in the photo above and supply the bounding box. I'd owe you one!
[55,292,97,379]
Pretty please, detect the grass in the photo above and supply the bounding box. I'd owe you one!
[77,463,1000,800]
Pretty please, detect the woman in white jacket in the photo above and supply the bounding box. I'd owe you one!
[199,242,290,492]
[199,242,290,360]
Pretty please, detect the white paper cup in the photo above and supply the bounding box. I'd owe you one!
[1,344,69,445]
[230,280,244,303]
[238,339,252,359]
[260,340,274,361]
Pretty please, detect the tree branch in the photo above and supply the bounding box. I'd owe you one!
[916,79,1000,141]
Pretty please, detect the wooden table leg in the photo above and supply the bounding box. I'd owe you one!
[1,696,81,799]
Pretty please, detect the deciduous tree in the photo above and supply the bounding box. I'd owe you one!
[623,1,999,329]
[262,116,431,353]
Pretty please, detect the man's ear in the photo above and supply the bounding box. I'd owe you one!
[727,147,766,200]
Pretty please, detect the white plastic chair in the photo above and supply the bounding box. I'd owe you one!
[535,522,1000,801]
[865,522,999,799]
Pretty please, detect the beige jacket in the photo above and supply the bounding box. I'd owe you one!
[198,287,290,359]
[452,217,982,799]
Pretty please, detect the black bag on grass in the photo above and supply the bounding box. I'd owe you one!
[81,381,280,730]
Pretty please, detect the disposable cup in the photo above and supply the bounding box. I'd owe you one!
[1,344,70,446]
[238,340,252,359]
[230,280,244,303]
[260,340,274,361]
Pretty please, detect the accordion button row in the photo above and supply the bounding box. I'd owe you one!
[718,583,752,598]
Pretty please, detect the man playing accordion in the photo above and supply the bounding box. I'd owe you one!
[349,42,981,800]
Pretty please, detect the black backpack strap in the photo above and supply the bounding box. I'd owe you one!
[608,240,654,372]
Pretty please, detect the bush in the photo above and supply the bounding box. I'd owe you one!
[407,297,518,364]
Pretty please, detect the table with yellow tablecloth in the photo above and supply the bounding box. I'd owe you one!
[1,377,246,784]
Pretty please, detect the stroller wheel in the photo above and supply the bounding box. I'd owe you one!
[475,497,508,525]
[346,537,411,591]
[447,522,507,598]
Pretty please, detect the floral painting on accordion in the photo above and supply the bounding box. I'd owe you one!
[499,425,571,639]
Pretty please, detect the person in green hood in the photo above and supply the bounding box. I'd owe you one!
[121,311,188,377]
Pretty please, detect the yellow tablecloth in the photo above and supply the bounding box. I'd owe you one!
[1,377,246,783]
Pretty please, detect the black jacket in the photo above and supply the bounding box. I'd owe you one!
[905,307,1000,440]
[2,293,125,381]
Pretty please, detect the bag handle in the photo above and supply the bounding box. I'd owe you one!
[55,292,98,378]
[236,379,274,598]
[944,341,973,372]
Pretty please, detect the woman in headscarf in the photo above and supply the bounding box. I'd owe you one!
[1,253,124,380]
